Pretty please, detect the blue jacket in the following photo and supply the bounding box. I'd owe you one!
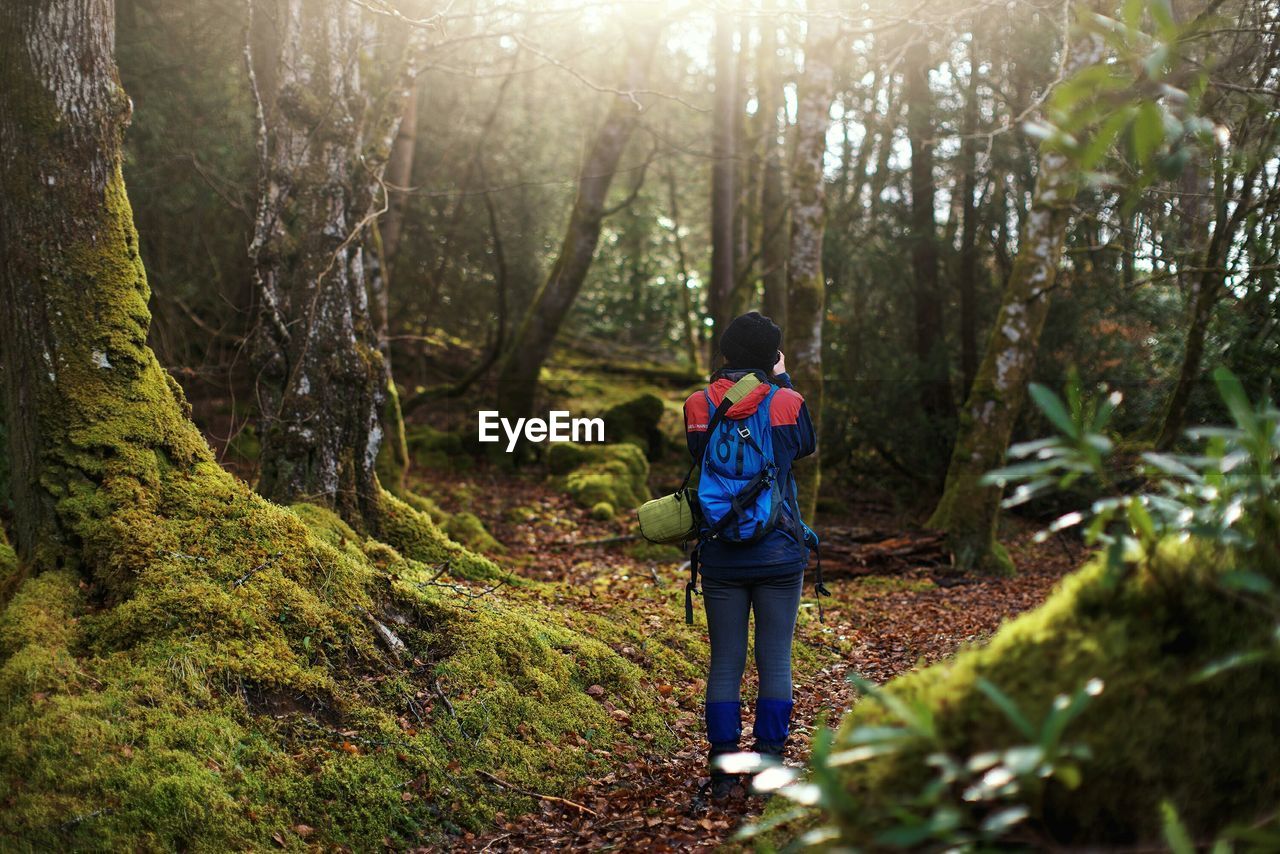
[683,370,817,580]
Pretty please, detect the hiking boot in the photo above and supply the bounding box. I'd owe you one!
[709,770,740,800]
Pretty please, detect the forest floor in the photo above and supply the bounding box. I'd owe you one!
[405,465,1082,852]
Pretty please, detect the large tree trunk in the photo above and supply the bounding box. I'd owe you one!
[785,0,841,521]
[708,7,738,352]
[247,0,416,532]
[904,36,955,465]
[0,0,216,575]
[494,24,660,425]
[927,23,1106,575]
[758,0,789,328]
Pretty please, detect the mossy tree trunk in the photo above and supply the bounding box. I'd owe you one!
[904,35,955,462]
[0,0,225,578]
[927,24,1107,575]
[494,24,660,424]
[247,0,418,532]
[785,0,841,521]
[758,0,789,331]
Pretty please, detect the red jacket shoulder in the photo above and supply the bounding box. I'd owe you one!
[770,388,805,426]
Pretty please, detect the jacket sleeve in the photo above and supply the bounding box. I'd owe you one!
[684,393,710,462]
[770,389,816,461]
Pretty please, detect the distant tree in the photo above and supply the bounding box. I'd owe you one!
[494,22,661,426]
[786,0,842,520]
[904,30,955,461]
[758,0,790,329]
[709,6,738,350]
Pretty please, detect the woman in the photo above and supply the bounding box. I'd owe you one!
[682,311,817,798]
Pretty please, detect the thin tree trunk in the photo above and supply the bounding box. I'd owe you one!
[0,0,223,579]
[709,7,738,352]
[927,23,1107,575]
[666,165,703,371]
[786,0,841,521]
[904,36,954,455]
[494,24,660,425]
[247,0,417,533]
[1156,161,1263,448]
[759,0,789,327]
[957,29,983,396]
[366,84,417,492]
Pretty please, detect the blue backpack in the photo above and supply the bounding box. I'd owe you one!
[696,385,783,543]
[683,374,829,624]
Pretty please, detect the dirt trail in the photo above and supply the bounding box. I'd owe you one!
[415,473,1078,852]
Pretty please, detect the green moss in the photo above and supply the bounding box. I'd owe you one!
[395,490,448,525]
[443,512,504,554]
[0,528,17,606]
[547,443,650,512]
[590,502,615,521]
[377,490,504,582]
[828,540,1280,845]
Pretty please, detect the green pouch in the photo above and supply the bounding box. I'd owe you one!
[635,372,763,546]
[638,489,698,545]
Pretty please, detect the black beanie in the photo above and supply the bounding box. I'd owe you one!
[719,311,782,372]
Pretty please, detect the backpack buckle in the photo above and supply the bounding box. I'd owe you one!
[737,426,751,440]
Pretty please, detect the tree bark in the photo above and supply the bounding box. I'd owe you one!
[904,35,955,459]
[494,24,660,425]
[927,23,1107,575]
[247,0,417,532]
[785,0,841,521]
[758,0,789,329]
[709,7,738,352]
[0,0,224,577]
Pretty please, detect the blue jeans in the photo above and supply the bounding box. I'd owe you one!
[702,572,802,750]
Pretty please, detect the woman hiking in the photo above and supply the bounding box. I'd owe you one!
[682,311,818,799]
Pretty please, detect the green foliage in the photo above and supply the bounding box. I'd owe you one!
[1028,0,1216,193]
[744,674,1100,849]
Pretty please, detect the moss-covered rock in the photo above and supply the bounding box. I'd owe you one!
[590,502,615,521]
[827,541,1280,845]
[548,443,649,512]
[603,393,666,459]
[444,512,504,554]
